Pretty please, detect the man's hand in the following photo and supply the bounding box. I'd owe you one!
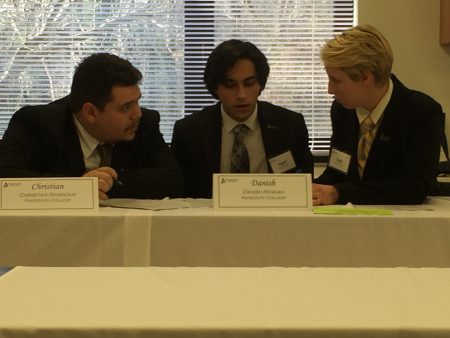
[83,167,118,200]
[312,183,339,206]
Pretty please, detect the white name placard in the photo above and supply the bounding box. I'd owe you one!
[213,173,312,210]
[0,177,99,211]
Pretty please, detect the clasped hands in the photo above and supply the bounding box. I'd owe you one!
[83,167,118,200]
[312,183,339,206]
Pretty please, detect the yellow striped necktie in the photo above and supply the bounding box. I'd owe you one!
[357,116,375,178]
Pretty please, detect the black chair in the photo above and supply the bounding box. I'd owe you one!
[438,112,449,171]
[434,112,450,195]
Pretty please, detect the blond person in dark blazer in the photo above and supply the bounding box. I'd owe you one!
[313,25,443,205]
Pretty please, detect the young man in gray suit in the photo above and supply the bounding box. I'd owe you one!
[171,39,313,198]
[0,53,182,200]
[313,25,443,205]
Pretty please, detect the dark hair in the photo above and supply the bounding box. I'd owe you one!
[204,39,270,99]
[70,53,142,112]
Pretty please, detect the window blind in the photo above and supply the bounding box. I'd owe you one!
[0,0,354,154]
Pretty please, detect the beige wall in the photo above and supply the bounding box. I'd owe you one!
[358,0,450,139]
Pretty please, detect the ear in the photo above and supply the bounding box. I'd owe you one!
[80,102,99,124]
[360,70,374,85]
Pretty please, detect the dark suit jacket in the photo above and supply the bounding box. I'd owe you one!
[315,75,443,204]
[171,101,313,198]
[0,96,183,199]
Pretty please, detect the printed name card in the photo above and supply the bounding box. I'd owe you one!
[213,173,312,210]
[0,177,99,211]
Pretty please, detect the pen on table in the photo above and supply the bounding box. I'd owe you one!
[115,168,124,186]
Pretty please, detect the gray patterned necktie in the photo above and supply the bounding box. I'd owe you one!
[97,143,113,167]
[230,124,250,173]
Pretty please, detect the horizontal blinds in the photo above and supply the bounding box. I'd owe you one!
[0,0,353,153]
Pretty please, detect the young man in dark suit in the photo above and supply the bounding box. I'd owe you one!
[0,53,182,200]
[313,25,443,205]
[171,39,313,198]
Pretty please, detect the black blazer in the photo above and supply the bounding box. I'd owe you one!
[171,101,313,198]
[0,96,183,199]
[315,75,443,204]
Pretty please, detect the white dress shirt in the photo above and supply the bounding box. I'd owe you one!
[73,115,102,171]
[356,78,394,136]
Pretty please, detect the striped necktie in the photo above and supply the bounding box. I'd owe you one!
[357,116,375,178]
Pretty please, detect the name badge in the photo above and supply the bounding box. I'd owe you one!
[213,173,312,210]
[269,150,297,173]
[328,148,351,174]
[0,177,99,211]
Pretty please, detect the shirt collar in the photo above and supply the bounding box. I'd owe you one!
[221,103,258,132]
[73,114,101,158]
[356,78,393,124]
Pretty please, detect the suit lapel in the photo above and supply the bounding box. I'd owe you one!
[337,109,360,180]
[363,77,403,178]
[202,104,222,173]
[62,111,86,176]
[364,112,394,177]
[258,103,288,171]
[111,142,132,170]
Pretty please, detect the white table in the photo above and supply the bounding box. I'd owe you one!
[0,208,152,266]
[149,197,450,267]
[1,197,450,267]
[1,266,450,338]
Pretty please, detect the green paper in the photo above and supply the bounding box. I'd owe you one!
[313,206,392,216]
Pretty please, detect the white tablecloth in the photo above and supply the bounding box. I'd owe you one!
[0,208,152,266]
[0,266,450,338]
[149,197,450,267]
[1,197,450,267]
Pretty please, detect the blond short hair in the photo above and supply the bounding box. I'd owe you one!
[320,24,393,85]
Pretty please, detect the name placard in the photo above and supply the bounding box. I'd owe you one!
[213,173,312,210]
[0,177,99,211]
